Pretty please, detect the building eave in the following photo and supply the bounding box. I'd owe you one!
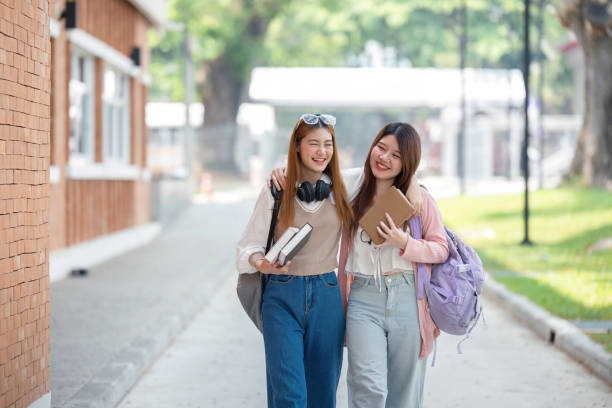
[126,0,166,27]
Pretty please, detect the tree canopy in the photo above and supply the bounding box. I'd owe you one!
[149,0,573,114]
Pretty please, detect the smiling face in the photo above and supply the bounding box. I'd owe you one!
[369,134,402,181]
[297,127,334,173]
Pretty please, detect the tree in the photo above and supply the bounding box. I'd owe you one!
[150,0,574,171]
[163,0,292,170]
[559,0,612,188]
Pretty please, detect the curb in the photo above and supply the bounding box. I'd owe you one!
[60,268,230,408]
[483,274,612,385]
[50,222,162,283]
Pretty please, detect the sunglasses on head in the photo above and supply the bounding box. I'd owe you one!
[299,113,337,128]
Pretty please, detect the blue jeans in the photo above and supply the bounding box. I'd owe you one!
[346,272,427,408]
[262,272,345,408]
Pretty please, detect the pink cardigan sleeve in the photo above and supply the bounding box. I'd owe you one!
[337,230,352,316]
[400,188,449,264]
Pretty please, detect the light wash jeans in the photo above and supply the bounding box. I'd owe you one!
[346,272,427,408]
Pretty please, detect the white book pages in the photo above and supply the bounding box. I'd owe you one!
[264,227,299,263]
[278,223,313,266]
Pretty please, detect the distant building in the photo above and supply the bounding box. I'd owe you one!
[248,67,526,180]
[146,102,203,177]
[145,102,203,224]
[249,67,525,108]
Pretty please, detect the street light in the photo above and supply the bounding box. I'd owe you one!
[521,0,533,245]
[182,33,195,178]
[458,0,467,195]
[164,21,195,179]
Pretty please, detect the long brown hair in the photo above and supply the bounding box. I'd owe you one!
[350,122,421,238]
[278,119,353,231]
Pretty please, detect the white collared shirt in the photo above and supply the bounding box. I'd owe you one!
[340,167,414,276]
[235,173,333,275]
[347,226,414,276]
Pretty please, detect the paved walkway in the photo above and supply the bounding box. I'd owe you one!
[119,272,611,408]
[50,201,254,407]
[51,198,610,407]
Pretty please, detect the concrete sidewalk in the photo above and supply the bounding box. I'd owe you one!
[119,273,611,408]
[50,201,254,408]
[51,196,611,408]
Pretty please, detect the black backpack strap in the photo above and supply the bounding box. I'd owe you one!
[265,181,283,253]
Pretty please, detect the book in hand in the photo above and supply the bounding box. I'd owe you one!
[264,223,313,266]
[278,223,312,266]
[264,226,299,264]
[358,186,416,245]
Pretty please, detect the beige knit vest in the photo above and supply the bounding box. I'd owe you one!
[274,198,341,276]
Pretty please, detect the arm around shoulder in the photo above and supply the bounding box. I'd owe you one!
[341,167,364,201]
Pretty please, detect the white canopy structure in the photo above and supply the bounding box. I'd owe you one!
[127,0,166,27]
[146,103,204,128]
[249,67,525,108]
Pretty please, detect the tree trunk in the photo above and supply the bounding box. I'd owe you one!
[198,10,277,173]
[200,55,246,172]
[561,1,612,189]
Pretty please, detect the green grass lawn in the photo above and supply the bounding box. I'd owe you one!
[438,187,612,352]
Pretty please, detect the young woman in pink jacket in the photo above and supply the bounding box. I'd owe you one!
[270,122,449,408]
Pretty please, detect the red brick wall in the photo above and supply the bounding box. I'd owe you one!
[49,24,67,250]
[77,0,142,57]
[48,0,151,250]
[65,180,136,245]
[0,0,52,406]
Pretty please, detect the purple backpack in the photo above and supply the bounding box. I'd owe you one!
[410,216,485,344]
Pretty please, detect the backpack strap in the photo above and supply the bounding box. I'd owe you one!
[411,215,438,368]
[265,182,283,253]
[409,216,429,300]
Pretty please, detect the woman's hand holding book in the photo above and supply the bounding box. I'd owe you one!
[255,258,292,275]
[374,213,409,250]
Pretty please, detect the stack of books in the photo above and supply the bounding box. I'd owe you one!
[265,223,313,266]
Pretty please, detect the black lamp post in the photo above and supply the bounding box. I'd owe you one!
[458,0,467,195]
[521,0,533,245]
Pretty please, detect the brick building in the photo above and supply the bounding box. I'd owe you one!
[1,1,52,406]
[49,0,164,253]
[1,0,164,406]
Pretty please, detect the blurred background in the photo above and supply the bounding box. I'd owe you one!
[0,0,610,407]
[147,0,583,194]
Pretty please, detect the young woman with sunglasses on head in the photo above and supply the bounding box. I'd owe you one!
[270,122,449,408]
[236,114,353,408]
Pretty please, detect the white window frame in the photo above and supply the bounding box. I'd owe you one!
[64,28,150,181]
[102,65,131,164]
[68,46,95,165]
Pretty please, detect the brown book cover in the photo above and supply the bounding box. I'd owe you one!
[358,186,417,245]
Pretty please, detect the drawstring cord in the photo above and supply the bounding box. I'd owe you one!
[367,245,383,291]
[376,247,382,291]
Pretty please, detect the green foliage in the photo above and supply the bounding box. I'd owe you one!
[588,333,612,353]
[438,187,612,322]
[149,0,575,112]
[148,29,185,101]
[150,0,297,101]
